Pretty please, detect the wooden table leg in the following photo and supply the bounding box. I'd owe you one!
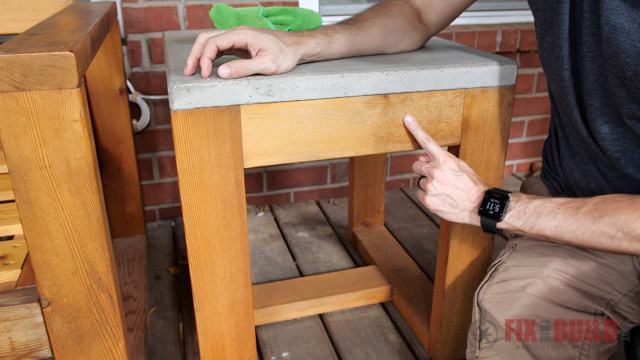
[348,154,388,242]
[172,106,257,360]
[85,22,147,360]
[429,87,515,359]
[0,85,129,359]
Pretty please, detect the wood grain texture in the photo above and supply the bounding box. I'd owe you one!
[353,226,434,351]
[0,2,116,92]
[0,202,22,237]
[15,254,36,289]
[113,235,147,360]
[0,173,14,201]
[348,154,387,243]
[85,22,146,239]
[171,106,257,360]
[85,24,148,359]
[247,207,339,359]
[0,286,38,305]
[428,86,515,360]
[0,86,129,359]
[0,288,52,360]
[0,235,28,293]
[0,150,7,174]
[0,0,76,34]
[253,265,391,325]
[241,90,464,168]
[273,202,416,360]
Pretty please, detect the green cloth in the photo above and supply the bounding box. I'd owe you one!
[209,4,322,32]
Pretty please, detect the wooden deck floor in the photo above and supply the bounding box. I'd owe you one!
[146,174,626,359]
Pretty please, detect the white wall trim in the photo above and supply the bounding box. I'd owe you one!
[303,1,534,26]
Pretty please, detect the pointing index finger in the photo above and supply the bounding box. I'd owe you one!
[403,115,442,161]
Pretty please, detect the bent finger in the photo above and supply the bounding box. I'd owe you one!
[412,160,433,177]
[184,30,227,76]
[418,154,432,163]
[198,30,255,77]
[219,57,278,79]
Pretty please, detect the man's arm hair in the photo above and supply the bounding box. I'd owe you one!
[403,115,640,256]
[502,193,640,255]
[296,0,476,63]
[184,0,475,78]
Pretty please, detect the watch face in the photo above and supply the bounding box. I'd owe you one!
[479,190,510,221]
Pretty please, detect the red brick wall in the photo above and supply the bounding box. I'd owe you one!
[435,24,550,174]
[121,4,548,223]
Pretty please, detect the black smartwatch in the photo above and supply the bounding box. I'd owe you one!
[477,188,512,235]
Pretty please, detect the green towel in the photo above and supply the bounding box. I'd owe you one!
[209,4,322,32]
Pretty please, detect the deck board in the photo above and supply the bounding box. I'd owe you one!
[247,206,338,360]
[384,189,440,281]
[146,179,630,360]
[147,222,182,360]
[273,202,416,360]
[319,198,432,360]
[0,174,14,201]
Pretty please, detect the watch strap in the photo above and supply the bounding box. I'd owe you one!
[490,187,511,197]
[481,216,501,235]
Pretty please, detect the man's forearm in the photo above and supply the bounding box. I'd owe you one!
[293,0,475,63]
[501,193,640,255]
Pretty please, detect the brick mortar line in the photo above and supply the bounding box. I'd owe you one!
[137,150,175,158]
[151,154,160,180]
[121,2,185,8]
[141,177,178,185]
[511,114,550,121]
[517,67,544,74]
[143,124,172,130]
[144,202,182,210]
[514,93,549,98]
[507,135,547,143]
[252,175,414,195]
[126,33,164,40]
[505,157,543,165]
[504,157,542,167]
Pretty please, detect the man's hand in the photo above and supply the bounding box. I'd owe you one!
[183,27,302,79]
[404,115,488,226]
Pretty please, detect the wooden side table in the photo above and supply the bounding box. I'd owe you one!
[164,30,516,360]
[0,4,147,359]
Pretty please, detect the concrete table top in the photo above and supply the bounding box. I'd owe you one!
[164,30,517,110]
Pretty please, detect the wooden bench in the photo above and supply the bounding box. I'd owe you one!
[164,30,517,359]
[0,3,147,359]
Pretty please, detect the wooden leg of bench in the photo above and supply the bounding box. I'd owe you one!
[0,86,129,359]
[348,154,387,243]
[172,106,257,360]
[429,86,514,360]
[85,23,147,360]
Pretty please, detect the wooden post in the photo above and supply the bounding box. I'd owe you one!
[348,154,388,243]
[428,86,515,359]
[171,106,257,360]
[0,85,129,359]
[85,22,148,360]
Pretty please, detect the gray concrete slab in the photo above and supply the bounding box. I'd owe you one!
[164,30,517,110]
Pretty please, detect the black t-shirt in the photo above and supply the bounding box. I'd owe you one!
[529,0,640,197]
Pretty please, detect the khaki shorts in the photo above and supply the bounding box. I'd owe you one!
[466,176,640,359]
